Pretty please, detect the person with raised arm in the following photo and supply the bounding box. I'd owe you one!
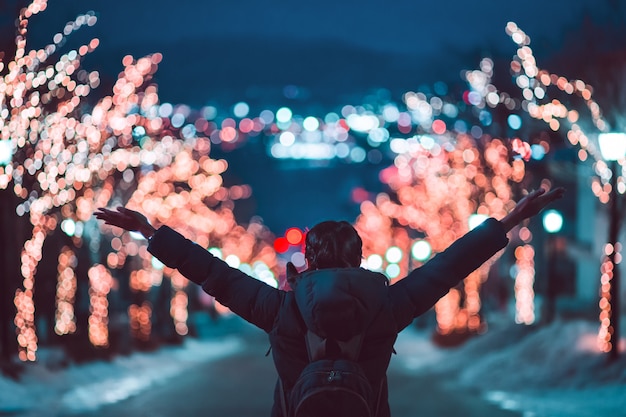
[95,187,564,417]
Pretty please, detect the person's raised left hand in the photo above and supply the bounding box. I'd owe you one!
[95,207,156,238]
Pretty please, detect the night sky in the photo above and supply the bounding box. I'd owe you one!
[15,0,604,109]
[2,0,614,233]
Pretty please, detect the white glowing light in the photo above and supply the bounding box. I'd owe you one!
[208,247,223,259]
[411,240,431,261]
[61,219,76,236]
[346,114,379,132]
[0,140,13,165]
[366,254,383,271]
[598,133,626,161]
[385,246,403,263]
[279,131,296,147]
[542,210,563,234]
[390,138,408,154]
[258,270,277,288]
[276,107,293,123]
[468,214,488,230]
[225,254,241,268]
[303,116,320,132]
[419,135,435,150]
[129,231,144,240]
[151,257,165,270]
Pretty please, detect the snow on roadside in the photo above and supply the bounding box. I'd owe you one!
[0,336,243,416]
[397,319,626,417]
[2,318,625,417]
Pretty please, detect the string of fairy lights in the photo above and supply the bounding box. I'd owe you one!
[1,1,277,360]
[1,1,622,360]
[55,246,77,335]
[505,22,624,352]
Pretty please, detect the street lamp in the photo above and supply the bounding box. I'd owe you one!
[598,132,626,360]
[542,209,563,324]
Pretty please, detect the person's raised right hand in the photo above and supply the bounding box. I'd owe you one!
[500,187,565,232]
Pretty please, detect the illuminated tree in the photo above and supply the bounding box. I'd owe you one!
[103,145,278,344]
[503,23,624,353]
[0,0,108,361]
[0,1,275,361]
[356,131,524,337]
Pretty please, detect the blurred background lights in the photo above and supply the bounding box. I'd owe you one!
[598,132,626,161]
[507,114,522,130]
[366,254,383,271]
[291,251,306,268]
[233,102,250,118]
[260,109,274,124]
[224,254,241,268]
[208,247,223,259]
[368,128,390,144]
[276,107,293,123]
[257,269,277,288]
[382,105,400,123]
[202,105,217,120]
[335,143,350,158]
[350,147,367,163]
[385,263,400,279]
[279,131,296,147]
[129,231,144,240]
[151,257,165,270]
[347,113,379,132]
[61,219,76,236]
[468,214,489,230]
[285,227,304,245]
[411,240,432,261]
[170,113,185,128]
[542,209,563,234]
[385,246,403,263]
[273,237,289,253]
[324,112,340,124]
[431,119,446,135]
[0,140,14,165]
[158,103,173,118]
[302,116,319,132]
[530,144,546,160]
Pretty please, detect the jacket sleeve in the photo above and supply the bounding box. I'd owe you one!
[389,218,509,331]
[147,226,282,332]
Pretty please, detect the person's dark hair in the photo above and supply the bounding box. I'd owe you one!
[305,220,362,270]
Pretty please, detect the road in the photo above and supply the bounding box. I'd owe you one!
[46,322,521,417]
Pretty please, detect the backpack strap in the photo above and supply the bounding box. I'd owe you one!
[278,378,288,417]
[305,330,364,361]
[305,331,327,361]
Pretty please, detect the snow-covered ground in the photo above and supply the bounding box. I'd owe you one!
[1,318,625,417]
[0,335,244,416]
[394,319,626,417]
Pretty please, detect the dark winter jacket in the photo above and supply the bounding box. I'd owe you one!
[148,218,509,417]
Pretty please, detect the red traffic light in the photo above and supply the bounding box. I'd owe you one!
[274,237,289,253]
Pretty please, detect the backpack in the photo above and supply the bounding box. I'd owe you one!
[280,330,382,417]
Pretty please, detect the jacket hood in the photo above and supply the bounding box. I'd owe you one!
[293,267,389,341]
